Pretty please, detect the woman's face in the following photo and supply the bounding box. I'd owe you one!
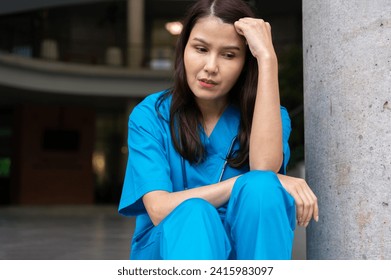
[184,16,246,109]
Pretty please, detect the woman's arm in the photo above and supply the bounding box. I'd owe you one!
[235,19,319,227]
[277,173,319,227]
[142,176,239,226]
[234,18,282,172]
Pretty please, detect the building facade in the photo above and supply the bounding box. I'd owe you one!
[0,0,302,205]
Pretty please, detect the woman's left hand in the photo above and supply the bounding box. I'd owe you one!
[277,173,319,227]
[234,17,276,61]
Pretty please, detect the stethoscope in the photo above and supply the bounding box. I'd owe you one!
[181,136,237,189]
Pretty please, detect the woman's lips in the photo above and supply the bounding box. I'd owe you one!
[199,79,217,88]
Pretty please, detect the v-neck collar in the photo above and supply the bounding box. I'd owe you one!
[201,104,240,156]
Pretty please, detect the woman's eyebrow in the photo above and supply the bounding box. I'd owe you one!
[191,37,242,51]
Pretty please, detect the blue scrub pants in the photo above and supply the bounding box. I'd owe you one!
[131,170,296,260]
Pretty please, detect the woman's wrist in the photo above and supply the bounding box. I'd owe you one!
[257,54,278,71]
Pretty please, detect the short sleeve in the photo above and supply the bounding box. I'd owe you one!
[279,107,291,174]
[118,102,173,216]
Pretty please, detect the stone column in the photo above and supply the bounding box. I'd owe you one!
[303,0,391,259]
[127,0,145,68]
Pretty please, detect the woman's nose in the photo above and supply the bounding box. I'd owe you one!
[203,55,218,74]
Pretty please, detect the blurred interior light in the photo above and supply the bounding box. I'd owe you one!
[92,152,106,177]
[165,21,183,35]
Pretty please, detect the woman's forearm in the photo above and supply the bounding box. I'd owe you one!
[249,56,283,172]
[142,176,239,226]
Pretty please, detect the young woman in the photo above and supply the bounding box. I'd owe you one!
[119,0,318,260]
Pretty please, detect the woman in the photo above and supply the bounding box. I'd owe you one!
[119,0,318,260]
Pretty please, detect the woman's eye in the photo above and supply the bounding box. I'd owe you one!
[223,53,235,59]
[195,46,207,53]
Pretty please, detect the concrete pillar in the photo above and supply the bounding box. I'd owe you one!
[127,0,144,68]
[303,1,391,259]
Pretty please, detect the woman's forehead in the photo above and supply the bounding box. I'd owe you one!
[189,16,245,47]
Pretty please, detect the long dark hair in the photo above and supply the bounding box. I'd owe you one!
[157,0,258,168]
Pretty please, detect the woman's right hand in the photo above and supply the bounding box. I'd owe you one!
[276,173,319,227]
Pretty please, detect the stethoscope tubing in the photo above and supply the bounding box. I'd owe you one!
[181,136,237,189]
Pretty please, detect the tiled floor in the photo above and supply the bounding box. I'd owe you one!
[0,205,305,260]
[0,205,134,260]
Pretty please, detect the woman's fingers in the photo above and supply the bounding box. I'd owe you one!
[300,182,318,227]
[300,184,318,225]
[301,182,315,227]
[310,190,319,222]
[278,174,319,227]
[287,188,304,225]
[233,18,275,59]
[293,186,312,227]
[234,18,270,39]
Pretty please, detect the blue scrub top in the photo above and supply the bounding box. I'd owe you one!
[119,91,291,240]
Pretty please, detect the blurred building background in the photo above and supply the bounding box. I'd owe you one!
[0,0,305,259]
[0,0,303,206]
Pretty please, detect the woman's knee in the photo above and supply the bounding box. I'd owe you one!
[232,170,285,209]
[163,198,219,226]
[235,170,280,194]
[177,198,216,214]
[159,198,230,259]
